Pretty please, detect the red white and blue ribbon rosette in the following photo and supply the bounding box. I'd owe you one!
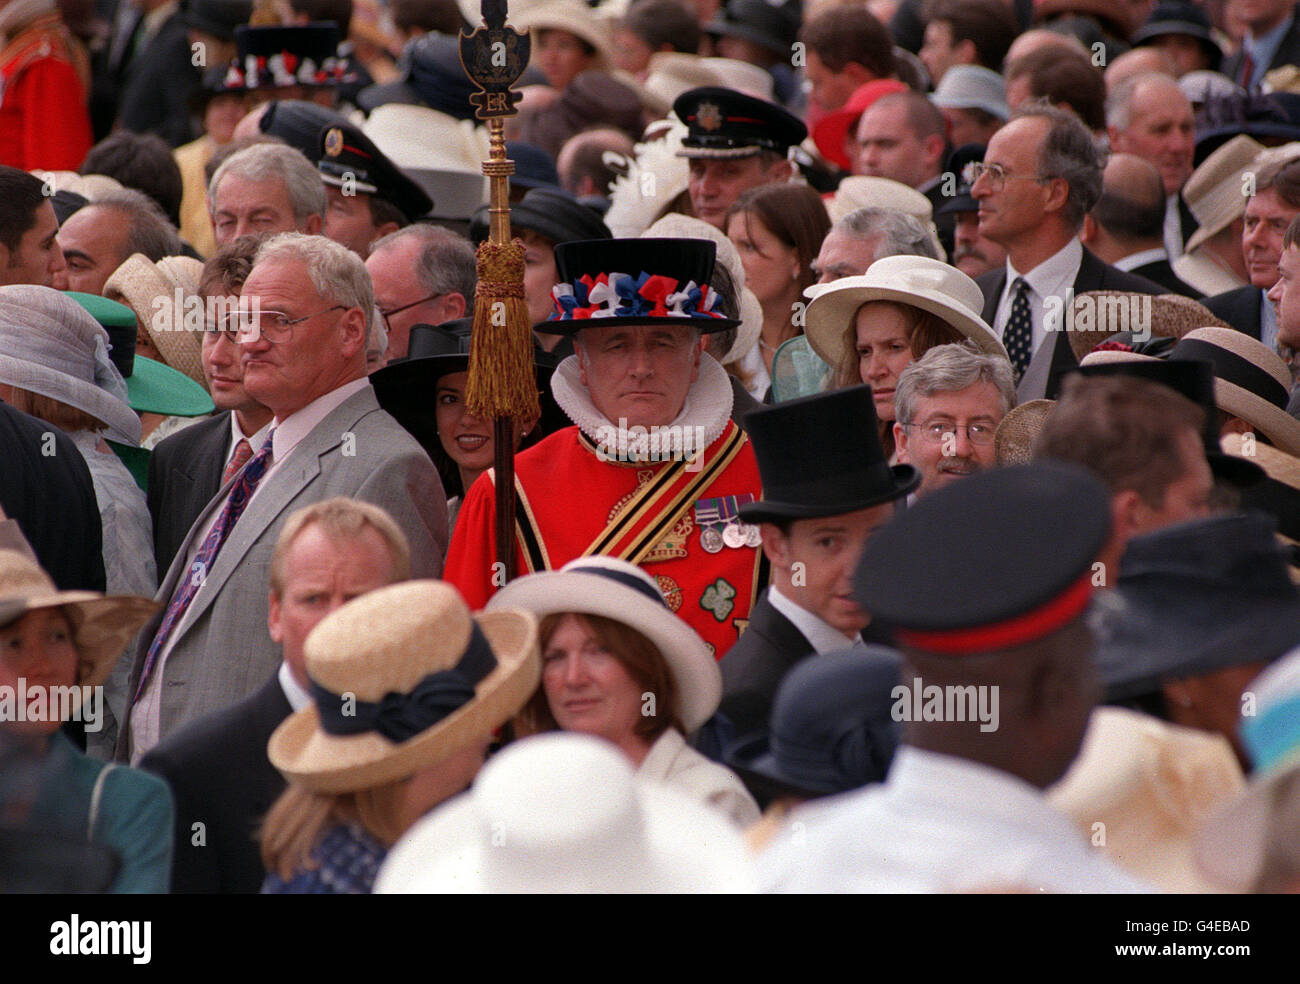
[549,272,728,323]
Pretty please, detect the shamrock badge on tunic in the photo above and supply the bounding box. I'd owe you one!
[700,578,736,622]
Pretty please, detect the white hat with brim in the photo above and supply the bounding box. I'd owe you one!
[1182,135,1265,254]
[0,285,143,445]
[513,0,613,67]
[803,254,1008,371]
[637,52,775,118]
[486,556,721,732]
[0,549,157,691]
[361,104,490,219]
[374,731,758,893]
[268,581,540,795]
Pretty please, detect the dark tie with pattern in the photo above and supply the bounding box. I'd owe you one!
[133,433,275,702]
[222,438,254,485]
[1238,49,1255,89]
[1005,277,1033,380]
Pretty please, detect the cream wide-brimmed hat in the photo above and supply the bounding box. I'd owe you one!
[642,213,762,365]
[1183,135,1265,254]
[362,104,490,221]
[374,732,758,893]
[485,556,721,732]
[103,254,206,386]
[268,581,540,794]
[637,52,775,118]
[0,549,157,690]
[513,0,614,68]
[1221,433,1300,582]
[804,255,1008,371]
[993,398,1056,466]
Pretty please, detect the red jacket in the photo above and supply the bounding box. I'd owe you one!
[0,13,92,170]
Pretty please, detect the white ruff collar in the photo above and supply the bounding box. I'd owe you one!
[552,352,735,462]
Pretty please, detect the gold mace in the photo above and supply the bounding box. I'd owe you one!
[459,0,538,583]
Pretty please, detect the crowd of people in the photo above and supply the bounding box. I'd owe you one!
[2,0,1300,895]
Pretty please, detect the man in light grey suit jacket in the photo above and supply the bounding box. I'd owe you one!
[120,233,448,762]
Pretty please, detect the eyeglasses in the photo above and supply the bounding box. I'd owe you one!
[965,161,1052,192]
[903,421,997,446]
[217,304,348,344]
[378,292,442,331]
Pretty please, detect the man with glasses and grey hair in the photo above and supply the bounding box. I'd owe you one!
[894,342,1016,497]
[365,225,476,362]
[120,232,449,763]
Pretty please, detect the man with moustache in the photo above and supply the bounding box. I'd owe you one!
[937,144,1006,279]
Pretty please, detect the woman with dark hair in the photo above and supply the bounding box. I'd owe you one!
[488,556,760,827]
[725,183,831,396]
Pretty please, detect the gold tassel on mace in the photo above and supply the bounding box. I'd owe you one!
[465,238,539,422]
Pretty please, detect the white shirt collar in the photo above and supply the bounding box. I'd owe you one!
[278,661,313,713]
[1004,237,1081,301]
[227,413,273,463]
[767,583,859,654]
[270,376,370,466]
[1112,246,1168,272]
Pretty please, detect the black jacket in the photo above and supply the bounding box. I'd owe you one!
[1129,258,1199,298]
[139,671,291,894]
[1202,285,1265,341]
[147,412,231,577]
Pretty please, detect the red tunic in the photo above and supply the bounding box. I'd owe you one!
[0,14,93,171]
[445,421,765,658]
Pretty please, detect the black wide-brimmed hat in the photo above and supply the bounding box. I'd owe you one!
[725,645,902,801]
[738,385,920,523]
[543,238,739,334]
[706,0,800,58]
[319,122,433,221]
[1072,358,1265,489]
[856,462,1112,655]
[674,86,807,160]
[469,187,610,247]
[1095,512,1300,701]
[1130,1,1222,72]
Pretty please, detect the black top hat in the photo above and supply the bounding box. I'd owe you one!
[706,0,801,58]
[1130,1,1222,72]
[935,143,985,217]
[319,122,433,221]
[855,462,1112,654]
[220,23,356,92]
[1071,359,1265,488]
[186,0,253,42]
[674,87,808,160]
[739,385,919,523]
[724,645,902,801]
[543,238,740,334]
[470,187,611,247]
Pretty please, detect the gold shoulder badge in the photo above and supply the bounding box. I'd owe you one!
[696,102,724,132]
[323,127,345,157]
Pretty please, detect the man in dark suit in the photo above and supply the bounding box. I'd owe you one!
[1204,151,1300,346]
[1221,0,1300,90]
[147,237,272,574]
[715,386,918,751]
[139,497,410,892]
[1081,154,1198,298]
[971,104,1164,399]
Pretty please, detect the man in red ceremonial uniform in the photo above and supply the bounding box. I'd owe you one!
[445,238,765,658]
[0,0,92,170]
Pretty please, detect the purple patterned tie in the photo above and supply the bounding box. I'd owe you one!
[132,433,275,702]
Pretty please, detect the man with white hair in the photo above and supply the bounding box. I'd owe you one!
[121,232,448,761]
[811,207,940,285]
[207,143,327,248]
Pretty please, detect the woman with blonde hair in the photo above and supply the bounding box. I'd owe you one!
[804,255,1008,457]
[260,580,539,893]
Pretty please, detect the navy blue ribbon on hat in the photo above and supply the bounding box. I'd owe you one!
[566,564,670,609]
[311,622,498,742]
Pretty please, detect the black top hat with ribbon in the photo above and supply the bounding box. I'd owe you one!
[543,238,740,334]
[219,23,357,92]
[739,385,920,523]
[674,86,807,160]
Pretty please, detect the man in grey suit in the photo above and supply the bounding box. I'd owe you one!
[121,232,448,762]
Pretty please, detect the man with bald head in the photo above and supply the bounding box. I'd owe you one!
[1103,47,1176,92]
[1081,154,1198,296]
[1106,73,1198,260]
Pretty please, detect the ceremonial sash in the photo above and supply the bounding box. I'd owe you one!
[508,424,749,572]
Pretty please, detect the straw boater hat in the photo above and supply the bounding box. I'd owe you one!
[993,399,1056,466]
[1193,649,1300,892]
[0,549,157,690]
[1182,135,1263,254]
[1047,706,1244,893]
[103,254,206,386]
[268,581,540,794]
[486,556,721,732]
[1222,433,1300,580]
[643,213,762,366]
[0,285,142,446]
[1064,291,1231,362]
[374,732,758,892]
[804,255,1008,370]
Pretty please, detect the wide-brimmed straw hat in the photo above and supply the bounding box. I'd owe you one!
[513,0,613,66]
[993,398,1056,466]
[1222,434,1300,577]
[0,285,142,445]
[0,550,157,690]
[1183,135,1264,254]
[1065,291,1230,362]
[268,581,540,794]
[804,255,1007,370]
[103,254,206,386]
[374,731,757,892]
[486,556,719,731]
